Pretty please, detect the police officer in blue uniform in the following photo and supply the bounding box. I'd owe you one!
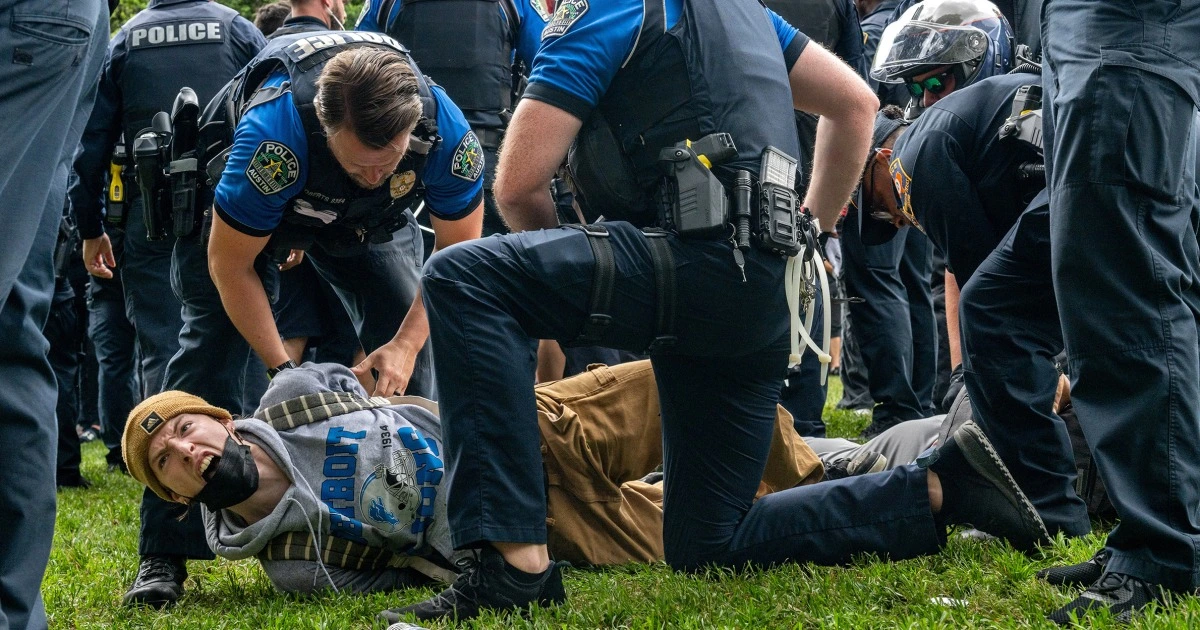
[357,0,548,238]
[376,1,1058,624]
[198,30,483,405]
[857,71,1093,541]
[1040,0,1200,622]
[0,0,107,625]
[68,0,266,608]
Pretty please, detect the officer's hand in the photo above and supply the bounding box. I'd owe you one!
[278,249,305,271]
[941,364,965,414]
[351,338,419,397]
[83,234,116,279]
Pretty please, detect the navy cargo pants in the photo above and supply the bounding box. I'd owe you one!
[424,223,945,569]
[958,194,1090,538]
[0,0,107,626]
[1044,0,1200,591]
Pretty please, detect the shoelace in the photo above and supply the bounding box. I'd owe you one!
[138,558,180,582]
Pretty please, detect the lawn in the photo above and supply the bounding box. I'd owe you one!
[44,378,1200,628]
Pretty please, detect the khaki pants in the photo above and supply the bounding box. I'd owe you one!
[537,360,824,565]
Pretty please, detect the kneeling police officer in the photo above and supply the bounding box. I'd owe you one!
[170,29,483,409]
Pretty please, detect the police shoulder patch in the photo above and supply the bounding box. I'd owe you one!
[889,157,915,223]
[542,0,588,40]
[140,411,166,435]
[450,131,485,182]
[247,141,300,196]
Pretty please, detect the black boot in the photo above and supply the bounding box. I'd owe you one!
[378,546,567,623]
[122,555,187,609]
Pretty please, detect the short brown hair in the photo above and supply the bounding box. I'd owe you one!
[315,47,423,150]
[253,1,291,37]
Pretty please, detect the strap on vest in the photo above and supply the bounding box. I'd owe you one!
[642,228,678,353]
[569,223,615,346]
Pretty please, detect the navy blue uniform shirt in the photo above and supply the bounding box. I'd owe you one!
[889,72,1042,282]
[356,0,549,67]
[69,0,265,240]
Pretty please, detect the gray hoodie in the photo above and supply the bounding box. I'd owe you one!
[202,363,457,593]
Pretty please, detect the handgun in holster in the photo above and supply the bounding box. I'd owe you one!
[106,136,127,229]
[168,87,202,238]
[657,133,737,238]
[132,111,174,240]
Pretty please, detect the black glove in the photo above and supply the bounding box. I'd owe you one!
[941,364,965,413]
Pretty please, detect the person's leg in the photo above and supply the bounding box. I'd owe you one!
[0,0,107,624]
[87,273,139,469]
[121,195,183,396]
[842,216,925,434]
[807,416,943,472]
[959,201,1090,538]
[900,229,937,416]
[309,214,435,397]
[46,281,86,487]
[1044,0,1200,609]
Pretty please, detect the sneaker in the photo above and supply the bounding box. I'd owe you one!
[920,420,1050,552]
[56,473,92,489]
[122,555,187,609]
[824,449,889,481]
[1047,572,1166,625]
[378,547,567,623]
[1039,549,1111,588]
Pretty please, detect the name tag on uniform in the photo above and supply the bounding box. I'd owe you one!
[129,21,224,49]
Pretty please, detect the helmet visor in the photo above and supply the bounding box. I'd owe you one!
[870,22,989,83]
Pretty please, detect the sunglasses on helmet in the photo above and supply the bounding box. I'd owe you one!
[904,68,956,98]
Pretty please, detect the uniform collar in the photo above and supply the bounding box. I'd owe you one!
[150,0,205,8]
[282,15,331,29]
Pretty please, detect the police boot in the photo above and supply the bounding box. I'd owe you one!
[122,555,187,608]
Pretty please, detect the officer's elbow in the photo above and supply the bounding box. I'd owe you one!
[493,175,537,217]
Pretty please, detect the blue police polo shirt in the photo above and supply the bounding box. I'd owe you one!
[523,0,807,121]
[215,70,484,236]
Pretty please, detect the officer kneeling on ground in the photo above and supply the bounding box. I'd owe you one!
[379,0,1052,624]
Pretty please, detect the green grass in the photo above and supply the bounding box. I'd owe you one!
[46,378,1200,628]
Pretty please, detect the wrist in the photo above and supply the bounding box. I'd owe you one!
[267,359,298,379]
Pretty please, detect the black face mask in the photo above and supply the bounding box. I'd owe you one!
[191,435,260,511]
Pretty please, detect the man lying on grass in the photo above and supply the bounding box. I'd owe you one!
[122,359,1049,607]
[120,360,829,594]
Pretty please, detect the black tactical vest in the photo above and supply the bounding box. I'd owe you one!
[380,0,517,145]
[205,32,441,257]
[567,0,802,228]
[120,0,245,154]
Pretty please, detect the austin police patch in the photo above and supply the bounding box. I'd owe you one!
[450,131,484,182]
[889,157,916,225]
[247,141,300,195]
[542,0,588,40]
[140,411,166,435]
[530,0,552,22]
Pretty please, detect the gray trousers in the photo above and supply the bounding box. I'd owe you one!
[806,416,943,470]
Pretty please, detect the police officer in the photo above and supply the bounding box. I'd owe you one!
[68,0,266,609]
[199,30,482,399]
[357,0,548,238]
[272,0,346,37]
[1040,0,1200,622]
[0,0,106,624]
[847,0,1014,437]
[857,71,1092,541]
[371,1,1059,624]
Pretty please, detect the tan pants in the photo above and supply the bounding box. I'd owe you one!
[537,360,824,566]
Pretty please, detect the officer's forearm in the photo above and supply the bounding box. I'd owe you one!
[497,185,558,231]
[210,257,291,369]
[944,269,962,369]
[804,113,874,231]
[391,287,430,353]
